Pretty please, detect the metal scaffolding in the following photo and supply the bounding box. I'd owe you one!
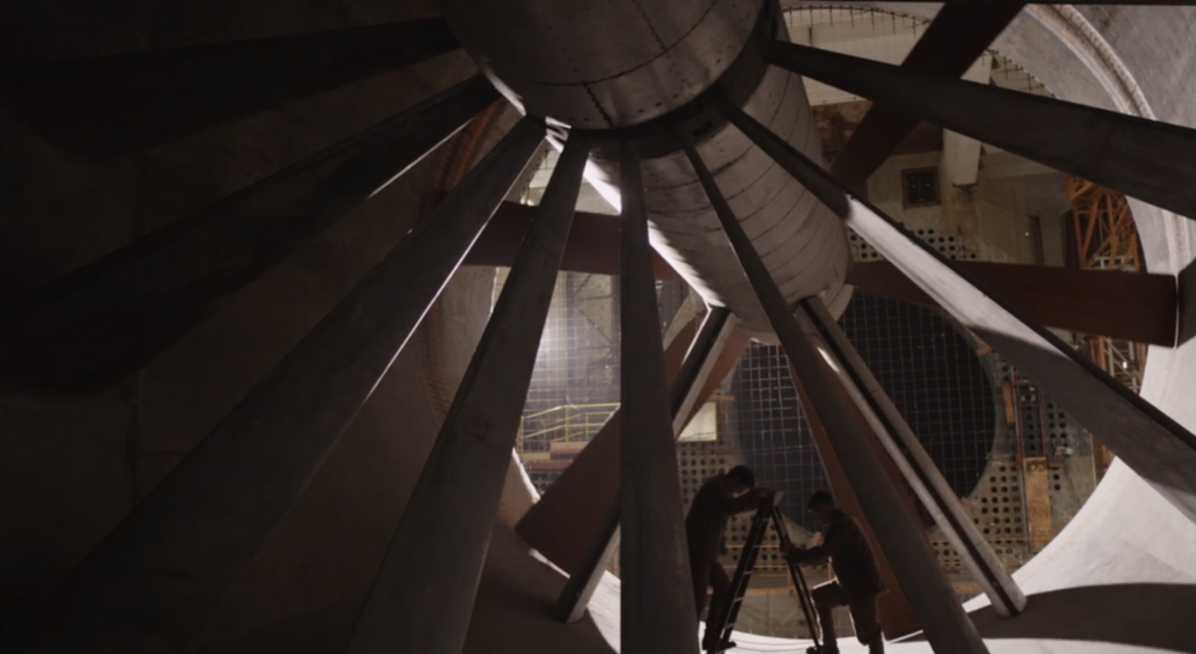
[1067,178,1149,475]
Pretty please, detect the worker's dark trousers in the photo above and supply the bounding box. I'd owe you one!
[692,557,731,641]
[812,581,883,653]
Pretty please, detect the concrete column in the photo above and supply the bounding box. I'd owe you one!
[681,133,991,654]
[763,38,1196,223]
[2,19,460,156]
[343,132,590,654]
[618,141,701,654]
[942,54,993,188]
[15,118,544,654]
[798,296,1028,617]
[0,76,500,395]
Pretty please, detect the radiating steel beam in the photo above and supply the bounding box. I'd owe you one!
[555,307,736,623]
[2,19,460,156]
[681,133,990,654]
[798,296,1027,618]
[830,4,1022,190]
[619,142,700,654]
[343,132,589,654]
[0,75,500,396]
[15,118,544,654]
[763,40,1196,222]
[717,92,1196,524]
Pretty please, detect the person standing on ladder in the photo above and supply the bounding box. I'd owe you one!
[786,490,886,654]
[685,465,774,650]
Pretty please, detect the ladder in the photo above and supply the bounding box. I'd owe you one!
[703,498,823,654]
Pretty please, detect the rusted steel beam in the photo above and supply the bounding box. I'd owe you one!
[848,260,1177,346]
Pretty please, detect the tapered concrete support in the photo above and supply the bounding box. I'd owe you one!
[618,142,701,654]
[829,4,1021,189]
[2,19,460,156]
[15,118,544,654]
[344,132,589,654]
[0,76,500,395]
[764,39,1196,222]
[682,135,991,654]
[555,307,737,622]
[798,297,1027,618]
[718,90,1196,525]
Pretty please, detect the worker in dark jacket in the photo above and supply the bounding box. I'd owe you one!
[686,465,773,650]
[786,491,886,654]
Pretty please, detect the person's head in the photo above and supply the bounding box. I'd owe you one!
[807,490,836,525]
[724,465,756,495]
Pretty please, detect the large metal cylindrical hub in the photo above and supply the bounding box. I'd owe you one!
[447,0,852,339]
[443,0,759,128]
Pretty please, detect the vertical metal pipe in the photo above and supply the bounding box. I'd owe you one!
[798,296,1027,617]
[680,137,990,654]
[17,118,544,654]
[619,141,701,654]
[344,131,591,654]
[716,88,1196,526]
[556,306,735,623]
[1,76,501,395]
[2,19,461,156]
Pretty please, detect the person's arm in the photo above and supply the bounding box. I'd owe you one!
[787,517,847,566]
[725,487,774,515]
[786,543,828,566]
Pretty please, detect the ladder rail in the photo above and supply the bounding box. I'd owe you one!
[770,506,823,649]
[706,501,773,652]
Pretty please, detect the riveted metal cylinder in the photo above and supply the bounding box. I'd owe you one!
[443,0,760,129]
[449,0,852,339]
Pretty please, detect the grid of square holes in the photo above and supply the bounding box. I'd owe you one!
[848,229,978,262]
[724,343,832,531]
[931,457,1030,572]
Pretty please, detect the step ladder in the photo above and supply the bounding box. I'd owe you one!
[703,497,823,654]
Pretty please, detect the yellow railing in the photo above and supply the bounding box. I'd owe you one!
[517,403,619,455]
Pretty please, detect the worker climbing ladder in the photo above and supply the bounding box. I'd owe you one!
[704,497,823,654]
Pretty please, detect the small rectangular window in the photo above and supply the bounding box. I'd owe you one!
[902,167,941,208]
